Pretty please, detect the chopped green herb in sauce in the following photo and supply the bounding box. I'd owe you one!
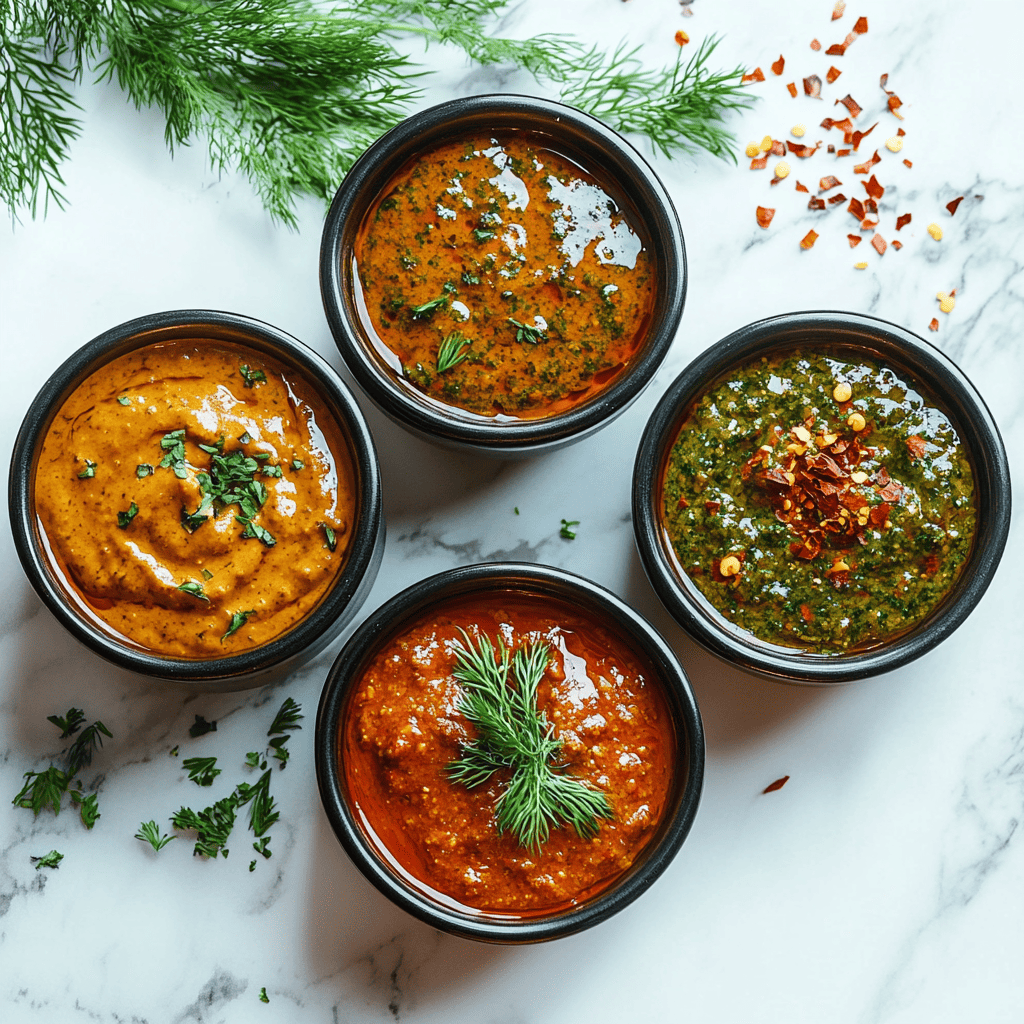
[661,351,976,652]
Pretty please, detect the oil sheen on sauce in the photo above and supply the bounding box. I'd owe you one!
[34,339,356,658]
[343,594,676,915]
[354,134,655,418]
[660,351,976,652]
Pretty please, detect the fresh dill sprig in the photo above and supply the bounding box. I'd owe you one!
[235,769,279,837]
[66,720,112,776]
[507,318,546,345]
[448,629,613,850]
[69,787,100,829]
[13,765,70,817]
[135,819,176,851]
[182,755,221,787]
[47,708,85,738]
[171,796,238,859]
[2,2,753,225]
[437,331,471,373]
[268,698,304,736]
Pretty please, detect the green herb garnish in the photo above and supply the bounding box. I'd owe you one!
[77,459,96,479]
[238,431,252,445]
[461,272,481,285]
[508,318,546,344]
[13,765,69,817]
[259,988,269,1004]
[136,463,153,478]
[239,364,267,387]
[188,715,217,738]
[410,293,448,319]
[171,797,238,859]
[268,698,303,735]
[560,518,580,540]
[319,522,337,552]
[135,820,176,851]
[447,630,612,850]
[253,836,272,859]
[245,751,265,770]
[117,395,131,406]
[69,789,100,829]
[170,745,179,757]
[159,429,188,478]
[291,458,304,471]
[31,850,64,870]
[116,502,139,528]
[177,580,209,602]
[235,769,280,837]
[473,228,496,243]
[66,720,112,776]
[222,610,255,642]
[262,464,283,478]
[182,756,221,787]
[47,708,85,738]
[437,331,471,373]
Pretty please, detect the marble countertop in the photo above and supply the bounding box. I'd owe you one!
[2,0,1022,1021]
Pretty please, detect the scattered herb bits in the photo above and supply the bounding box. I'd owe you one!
[31,850,64,870]
[135,820,176,851]
[559,519,580,540]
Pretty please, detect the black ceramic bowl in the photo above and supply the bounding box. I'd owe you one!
[315,563,704,943]
[633,311,1011,684]
[9,310,385,690]
[319,94,686,456]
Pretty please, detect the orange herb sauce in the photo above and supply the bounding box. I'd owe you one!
[354,134,655,418]
[34,339,356,657]
[342,593,676,916]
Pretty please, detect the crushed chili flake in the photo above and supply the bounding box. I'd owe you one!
[848,196,866,219]
[888,95,903,117]
[704,500,721,515]
[880,73,889,89]
[836,94,863,118]
[763,775,791,794]
[891,239,902,250]
[742,67,766,83]
[677,495,689,508]
[821,116,853,133]
[850,123,877,150]
[897,127,906,137]
[787,82,798,97]
[863,174,885,199]
[903,158,913,168]
[853,150,881,174]
[853,16,868,33]
[787,140,821,158]
[808,197,826,211]
[837,148,851,156]
[800,229,819,249]
[826,66,842,83]
[928,317,939,331]
[811,38,822,51]
[674,30,690,46]
[871,233,887,255]
[750,155,768,169]
[832,1,846,19]
[864,197,878,214]
[828,193,847,205]
[771,55,786,75]
[826,42,847,56]
[847,234,862,247]
[756,206,776,229]
[860,217,878,231]
[906,435,928,461]
[795,181,810,193]
[803,75,823,98]
[769,176,782,187]
[895,213,911,231]
[946,196,965,216]
[771,139,786,156]
[819,175,842,193]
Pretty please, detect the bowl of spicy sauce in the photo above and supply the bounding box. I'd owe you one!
[320,94,686,456]
[632,311,1011,684]
[314,563,704,943]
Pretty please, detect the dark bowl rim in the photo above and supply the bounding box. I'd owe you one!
[319,92,687,452]
[8,308,384,683]
[314,561,705,943]
[632,309,1012,684]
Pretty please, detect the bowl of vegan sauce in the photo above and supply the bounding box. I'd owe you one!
[633,312,1011,684]
[315,564,704,942]
[321,95,685,455]
[11,311,384,687]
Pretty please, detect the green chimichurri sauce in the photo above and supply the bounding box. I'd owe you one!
[661,351,976,653]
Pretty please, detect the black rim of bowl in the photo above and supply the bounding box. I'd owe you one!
[8,309,384,684]
[319,93,687,452]
[314,562,705,943]
[633,310,1012,684]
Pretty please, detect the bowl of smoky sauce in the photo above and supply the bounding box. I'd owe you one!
[319,94,686,456]
[314,562,704,943]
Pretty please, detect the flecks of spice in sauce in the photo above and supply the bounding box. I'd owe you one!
[660,352,975,653]
[355,135,654,418]
[343,595,676,914]
[35,341,355,657]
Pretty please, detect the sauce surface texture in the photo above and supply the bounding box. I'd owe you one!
[35,340,355,657]
[661,351,976,652]
[343,594,676,915]
[354,134,654,417]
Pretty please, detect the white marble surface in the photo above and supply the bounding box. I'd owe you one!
[2,0,1022,1020]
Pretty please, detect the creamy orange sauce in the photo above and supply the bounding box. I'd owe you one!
[343,594,676,916]
[34,340,355,657]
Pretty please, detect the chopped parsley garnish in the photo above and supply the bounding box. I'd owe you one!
[253,835,272,859]
[319,522,336,552]
[409,293,448,319]
[135,820,175,851]
[239,364,267,387]
[437,331,471,373]
[31,850,63,870]
[188,715,217,738]
[47,708,85,738]
[159,429,188,478]
[177,580,209,602]
[249,860,256,872]
[559,518,580,540]
[259,988,269,1004]
[182,755,221,787]
[201,568,214,580]
[136,463,153,478]
[77,459,96,479]
[222,609,255,641]
[262,464,282,478]
[238,431,252,444]
[508,318,546,344]
[117,395,131,406]
[237,516,276,546]
[291,458,304,471]
[473,228,496,242]
[69,789,100,828]
[117,502,139,529]
[245,751,266,770]
[461,271,481,285]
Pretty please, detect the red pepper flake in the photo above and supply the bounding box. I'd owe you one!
[946,196,965,216]
[860,217,878,231]
[896,213,912,231]
[800,229,819,249]
[828,193,847,205]
[763,775,791,794]
[853,16,868,33]
[928,317,939,331]
[769,176,782,187]
[837,148,851,156]
[742,67,766,83]
[677,495,689,508]
[826,65,842,83]
[863,174,885,199]
[826,42,847,56]
[808,196,826,211]
[705,500,722,515]
[864,197,878,214]
[771,55,786,75]
[810,38,822,51]
[819,175,842,193]
[787,82,798,97]
[871,233,887,255]
[836,94,863,118]
[847,234,862,247]
[771,139,786,156]
[887,95,903,117]
[850,123,878,150]
[891,239,902,250]
[832,1,846,19]
[827,144,836,153]
[897,127,906,137]
[756,205,776,229]
[750,155,768,169]
[903,158,913,168]
[906,435,928,460]
[821,117,853,133]
[787,140,821,158]
[795,181,810,193]
[848,196,866,220]
[853,150,881,174]
[800,604,815,622]
[674,30,690,46]
[804,75,823,98]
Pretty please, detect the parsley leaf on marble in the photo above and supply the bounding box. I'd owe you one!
[135,819,176,851]
[31,850,63,869]
[69,788,101,829]
[182,756,221,787]
[559,518,580,540]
